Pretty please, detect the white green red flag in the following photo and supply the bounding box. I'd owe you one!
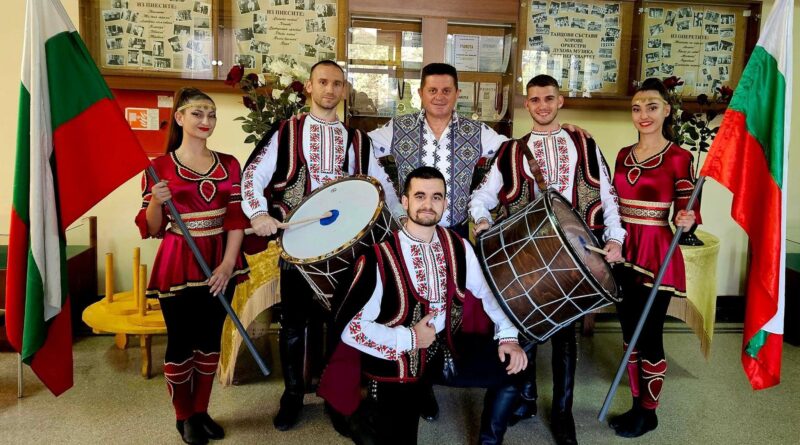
[5,0,149,395]
[700,0,793,390]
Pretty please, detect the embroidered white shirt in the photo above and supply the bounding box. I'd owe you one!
[368,111,509,227]
[341,229,519,361]
[241,114,393,219]
[470,129,626,244]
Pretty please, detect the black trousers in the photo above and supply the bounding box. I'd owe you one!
[160,285,228,363]
[353,335,522,445]
[615,270,672,364]
[278,261,331,396]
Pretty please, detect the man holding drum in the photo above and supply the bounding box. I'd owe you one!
[470,74,626,445]
[241,60,393,431]
[319,166,528,445]
[369,62,593,423]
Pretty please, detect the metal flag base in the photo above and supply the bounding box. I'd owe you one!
[146,166,270,377]
[598,176,705,422]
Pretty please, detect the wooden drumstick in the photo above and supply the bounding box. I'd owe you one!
[584,244,609,255]
[244,211,334,235]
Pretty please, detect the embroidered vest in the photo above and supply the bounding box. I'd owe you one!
[245,114,371,220]
[352,227,470,383]
[493,129,607,229]
[391,113,482,225]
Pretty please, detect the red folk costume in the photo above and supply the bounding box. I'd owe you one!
[612,143,702,296]
[135,151,250,298]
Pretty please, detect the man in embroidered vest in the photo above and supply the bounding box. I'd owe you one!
[469,74,626,445]
[319,166,528,445]
[368,63,512,239]
[241,60,393,431]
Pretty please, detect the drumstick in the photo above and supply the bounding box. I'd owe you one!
[584,244,609,255]
[278,211,334,228]
[244,211,334,235]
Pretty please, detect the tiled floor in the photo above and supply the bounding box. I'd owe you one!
[1,321,798,444]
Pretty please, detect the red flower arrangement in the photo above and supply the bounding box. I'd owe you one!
[226,63,309,144]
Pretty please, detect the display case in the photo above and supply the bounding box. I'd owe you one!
[345,17,516,137]
[345,17,424,133]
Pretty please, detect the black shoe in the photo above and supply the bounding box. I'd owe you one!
[325,403,351,438]
[420,386,439,421]
[193,413,224,440]
[273,393,304,431]
[608,398,639,430]
[551,411,577,445]
[181,417,209,445]
[614,408,658,438]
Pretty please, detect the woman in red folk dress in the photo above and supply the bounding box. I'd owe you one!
[608,78,699,438]
[135,87,249,445]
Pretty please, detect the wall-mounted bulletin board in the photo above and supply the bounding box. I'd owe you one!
[226,0,346,74]
[518,0,636,97]
[517,0,761,107]
[84,0,218,79]
[639,1,751,96]
[80,0,347,90]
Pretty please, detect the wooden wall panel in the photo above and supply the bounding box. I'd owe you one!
[349,0,518,23]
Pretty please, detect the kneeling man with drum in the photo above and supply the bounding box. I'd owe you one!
[319,166,528,445]
[469,74,626,445]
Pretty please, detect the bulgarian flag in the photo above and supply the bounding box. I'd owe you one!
[5,0,149,395]
[700,0,793,390]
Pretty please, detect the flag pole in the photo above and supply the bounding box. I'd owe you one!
[598,176,705,422]
[146,166,270,377]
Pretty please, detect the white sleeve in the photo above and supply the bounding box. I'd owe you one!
[368,121,394,159]
[241,133,279,219]
[469,161,503,224]
[480,123,510,159]
[596,145,626,244]
[366,145,405,220]
[340,266,415,360]
[463,240,519,341]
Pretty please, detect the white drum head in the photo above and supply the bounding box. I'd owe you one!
[281,178,381,262]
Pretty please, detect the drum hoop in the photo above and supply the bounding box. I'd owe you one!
[277,175,387,265]
[542,190,620,303]
[475,212,539,344]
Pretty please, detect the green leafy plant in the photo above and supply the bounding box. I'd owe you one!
[664,76,734,173]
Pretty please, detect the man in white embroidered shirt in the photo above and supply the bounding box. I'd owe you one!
[319,166,527,445]
[240,60,393,432]
[470,74,626,445]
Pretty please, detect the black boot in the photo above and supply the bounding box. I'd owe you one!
[325,403,351,438]
[180,416,209,445]
[420,385,439,421]
[274,325,306,431]
[550,328,577,445]
[479,384,521,445]
[614,407,658,438]
[193,412,224,440]
[509,345,538,426]
[609,397,640,429]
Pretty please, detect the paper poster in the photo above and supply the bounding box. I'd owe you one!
[453,34,480,72]
[456,82,476,113]
[478,36,504,72]
[478,82,499,120]
[641,4,740,95]
[521,0,624,95]
[100,0,213,73]
[232,0,339,74]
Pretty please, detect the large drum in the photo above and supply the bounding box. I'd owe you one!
[476,190,619,342]
[278,176,399,311]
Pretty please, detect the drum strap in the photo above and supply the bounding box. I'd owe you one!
[521,143,549,192]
